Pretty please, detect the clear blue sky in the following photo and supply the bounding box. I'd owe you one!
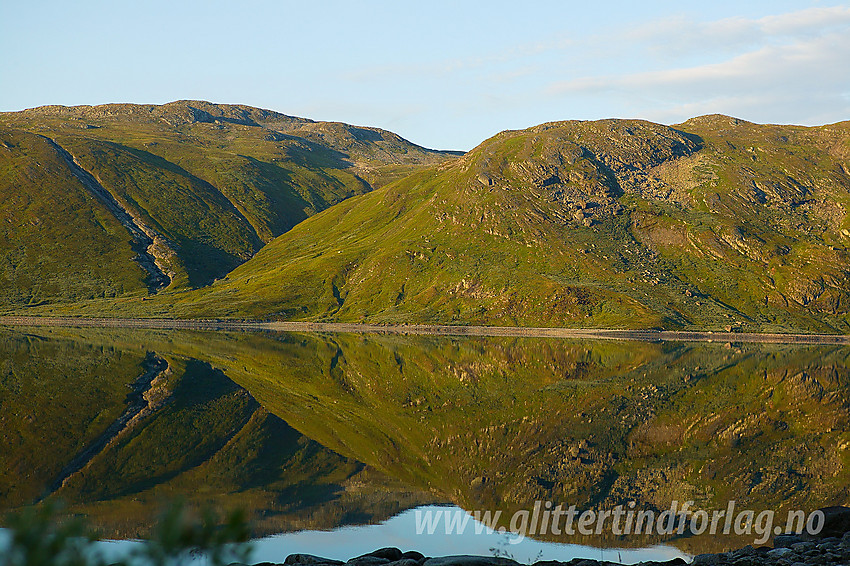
[2,1,848,150]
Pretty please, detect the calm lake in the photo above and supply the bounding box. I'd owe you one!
[1,326,847,562]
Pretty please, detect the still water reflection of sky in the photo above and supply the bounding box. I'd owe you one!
[249,506,690,565]
[0,505,691,565]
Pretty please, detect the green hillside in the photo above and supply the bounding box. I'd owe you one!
[127,115,849,332]
[0,128,149,303]
[5,106,850,333]
[0,101,458,302]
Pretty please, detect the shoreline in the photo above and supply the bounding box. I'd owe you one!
[1,316,850,345]
[273,528,850,566]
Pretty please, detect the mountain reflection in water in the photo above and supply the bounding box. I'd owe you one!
[0,327,847,556]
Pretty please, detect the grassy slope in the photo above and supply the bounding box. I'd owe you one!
[6,109,850,333]
[0,128,149,303]
[0,101,458,298]
[98,116,850,333]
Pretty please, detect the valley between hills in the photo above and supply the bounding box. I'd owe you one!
[2,101,850,333]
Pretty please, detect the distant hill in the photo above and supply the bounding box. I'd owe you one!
[136,114,850,333]
[0,100,460,304]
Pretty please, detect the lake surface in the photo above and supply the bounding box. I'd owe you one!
[0,326,848,560]
[0,505,689,564]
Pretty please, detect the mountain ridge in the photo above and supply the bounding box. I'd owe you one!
[3,103,850,333]
[7,100,463,161]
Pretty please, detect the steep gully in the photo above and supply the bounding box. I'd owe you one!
[41,136,172,292]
